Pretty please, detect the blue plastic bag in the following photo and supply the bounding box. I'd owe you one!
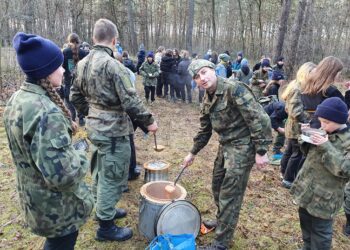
[146,234,196,250]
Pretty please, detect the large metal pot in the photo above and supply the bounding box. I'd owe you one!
[139,181,201,241]
[143,160,170,183]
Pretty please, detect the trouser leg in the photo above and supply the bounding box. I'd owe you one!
[280,139,293,176]
[144,86,150,101]
[272,131,285,153]
[212,145,225,214]
[299,207,312,250]
[150,86,156,102]
[91,137,131,220]
[284,139,303,182]
[185,82,192,102]
[44,231,79,250]
[214,143,255,248]
[156,73,163,96]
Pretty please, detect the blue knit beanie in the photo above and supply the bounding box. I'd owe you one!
[147,51,154,59]
[13,32,63,80]
[315,97,348,124]
[261,58,271,68]
[271,70,284,81]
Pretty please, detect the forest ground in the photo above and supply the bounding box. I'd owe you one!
[1,76,350,250]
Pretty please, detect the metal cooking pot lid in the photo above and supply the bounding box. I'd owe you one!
[156,200,201,238]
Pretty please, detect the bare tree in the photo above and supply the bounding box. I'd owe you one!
[211,0,216,49]
[126,0,137,54]
[186,0,195,53]
[273,0,292,63]
[286,0,307,76]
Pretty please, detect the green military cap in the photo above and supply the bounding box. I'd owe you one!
[188,59,216,78]
[219,53,230,63]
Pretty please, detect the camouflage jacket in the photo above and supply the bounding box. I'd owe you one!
[139,61,160,87]
[3,82,93,238]
[191,77,272,155]
[284,81,310,139]
[234,70,253,85]
[290,126,350,219]
[70,45,154,138]
[250,69,269,100]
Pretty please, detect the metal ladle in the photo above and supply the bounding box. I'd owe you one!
[153,134,165,152]
[165,166,187,193]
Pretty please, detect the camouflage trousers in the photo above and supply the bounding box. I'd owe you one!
[89,133,130,221]
[344,182,350,215]
[212,142,255,248]
[273,131,285,153]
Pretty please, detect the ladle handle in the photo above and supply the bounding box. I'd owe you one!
[174,166,186,186]
[154,133,158,149]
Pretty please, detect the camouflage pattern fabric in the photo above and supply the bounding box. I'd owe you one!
[284,81,310,139]
[70,45,154,138]
[250,69,269,100]
[291,127,350,219]
[70,45,154,221]
[212,143,255,247]
[3,82,93,238]
[190,77,272,155]
[344,182,350,215]
[139,61,160,87]
[190,77,272,247]
[188,59,216,78]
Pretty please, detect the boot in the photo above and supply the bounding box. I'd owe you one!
[94,208,127,221]
[203,219,218,229]
[343,213,350,236]
[96,219,133,241]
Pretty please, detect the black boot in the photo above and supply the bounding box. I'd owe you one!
[203,219,218,229]
[96,219,133,241]
[344,213,350,236]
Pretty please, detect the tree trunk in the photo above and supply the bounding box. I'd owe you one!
[273,0,292,63]
[286,0,307,77]
[211,0,216,49]
[126,0,137,54]
[237,0,245,53]
[186,0,195,53]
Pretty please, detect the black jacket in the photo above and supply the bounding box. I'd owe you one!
[160,55,176,73]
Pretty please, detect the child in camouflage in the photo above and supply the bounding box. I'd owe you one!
[290,97,350,250]
[139,51,160,104]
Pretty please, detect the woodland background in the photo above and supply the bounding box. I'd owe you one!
[0,0,350,89]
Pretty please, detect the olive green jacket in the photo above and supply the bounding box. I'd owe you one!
[70,45,154,138]
[291,126,350,219]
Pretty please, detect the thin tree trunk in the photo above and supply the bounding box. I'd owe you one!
[211,0,216,49]
[286,0,307,77]
[273,0,292,63]
[237,0,245,53]
[126,0,137,54]
[186,0,195,53]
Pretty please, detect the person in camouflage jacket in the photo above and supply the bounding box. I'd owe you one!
[251,59,270,100]
[183,59,272,250]
[139,51,160,103]
[280,62,315,188]
[291,97,350,250]
[70,19,158,242]
[4,32,93,250]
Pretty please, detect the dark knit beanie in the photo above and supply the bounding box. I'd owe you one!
[271,70,284,81]
[13,32,63,80]
[147,51,154,58]
[315,97,348,124]
[237,51,243,57]
[241,65,250,75]
[261,58,271,68]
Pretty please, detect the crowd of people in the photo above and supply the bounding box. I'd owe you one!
[3,17,350,250]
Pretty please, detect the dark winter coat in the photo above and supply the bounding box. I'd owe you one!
[122,58,137,73]
[177,58,192,86]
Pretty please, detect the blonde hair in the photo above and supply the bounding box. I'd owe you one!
[302,56,343,95]
[40,79,76,132]
[281,62,316,101]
